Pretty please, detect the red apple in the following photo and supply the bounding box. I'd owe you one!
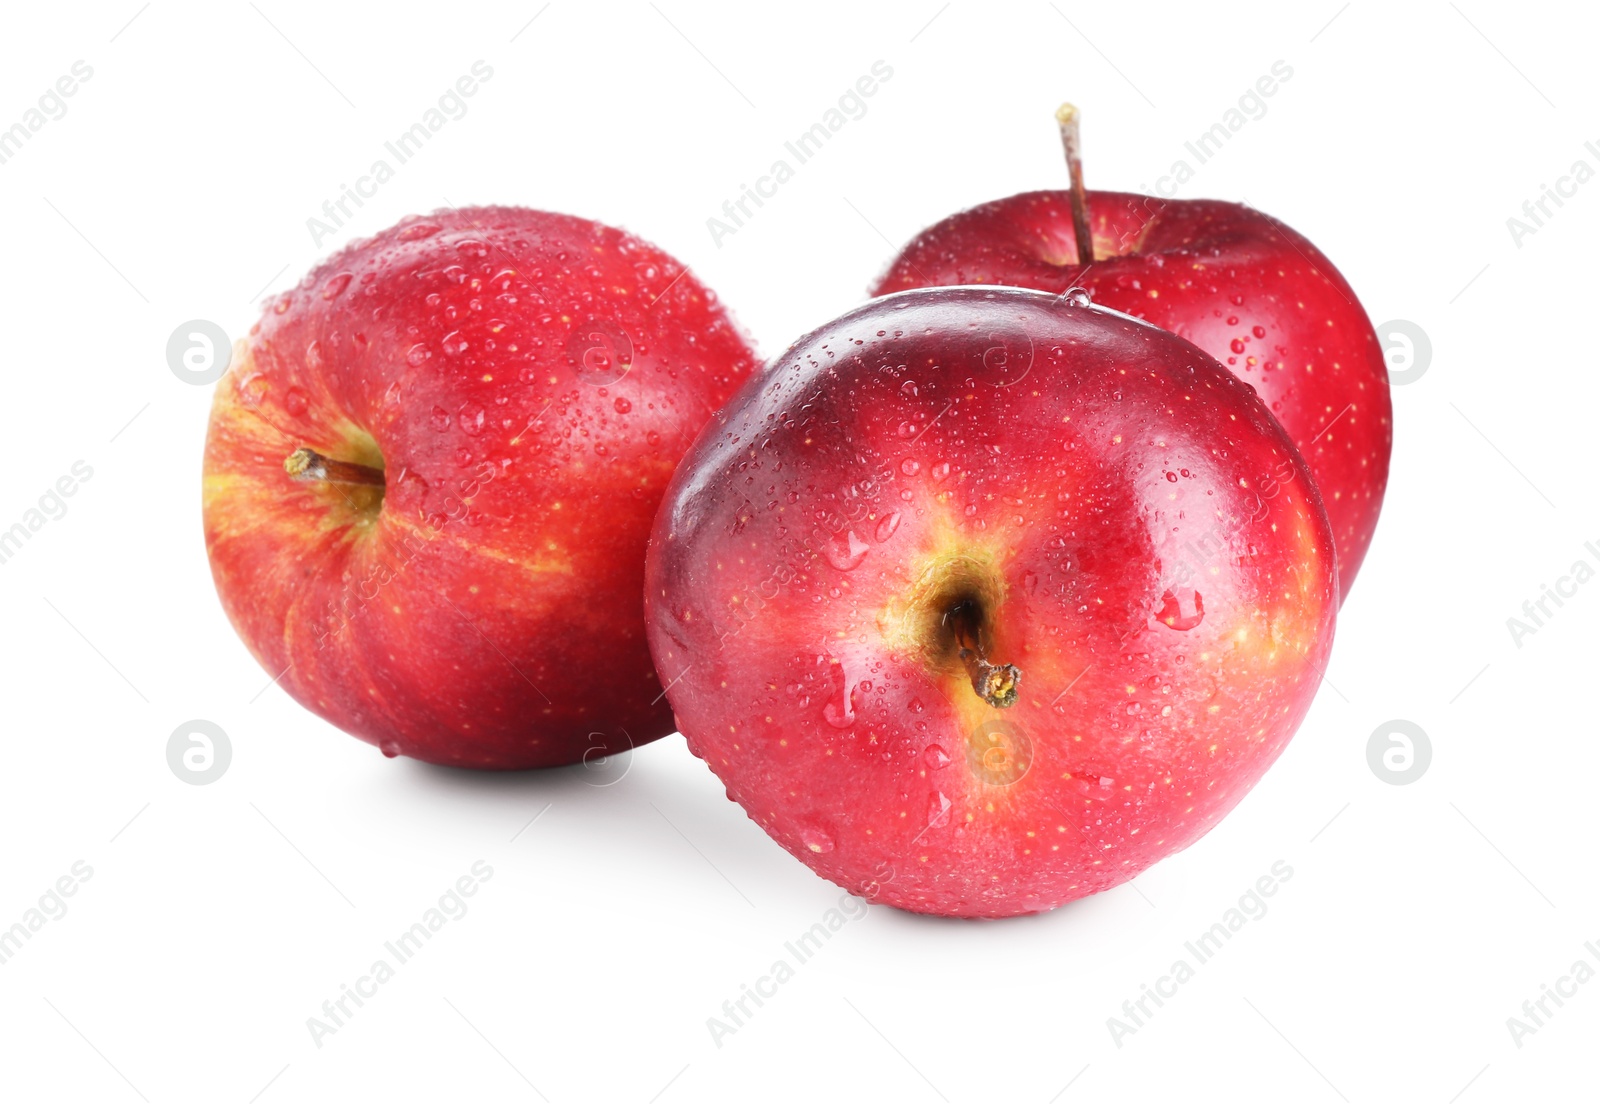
[203,206,758,768]
[645,287,1337,917]
[873,125,1390,597]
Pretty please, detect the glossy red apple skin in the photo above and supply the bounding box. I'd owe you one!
[874,190,1390,598]
[646,287,1337,917]
[203,207,758,768]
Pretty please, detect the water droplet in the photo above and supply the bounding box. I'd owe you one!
[397,221,441,241]
[800,826,835,854]
[237,372,267,405]
[1155,589,1205,631]
[379,740,401,758]
[1230,338,1246,354]
[1252,325,1267,339]
[901,459,920,476]
[924,744,950,769]
[900,380,919,397]
[458,403,486,435]
[1063,286,1093,308]
[442,330,468,356]
[321,272,353,300]
[429,405,451,432]
[406,343,430,367]
[931,461,951,481]
[824,530,870,571]
[283,388,307,417]
[613,396,632,413]
[1165,471,1178,482]
[926,791,952,827]
[304,341,323,371]
[875,512,901,542]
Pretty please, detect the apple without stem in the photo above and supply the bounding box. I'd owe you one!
[873,121,1390,597]
[646,287,1337,917]
[203,207,758,768]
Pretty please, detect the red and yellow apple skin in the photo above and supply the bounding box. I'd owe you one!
[874,190,1390,599]
[646,288,1337,917]
[203,207,758,768]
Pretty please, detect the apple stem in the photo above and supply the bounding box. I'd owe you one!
[949,602,1021,709]
[1056,103,1095,267]
[284,447,385,487]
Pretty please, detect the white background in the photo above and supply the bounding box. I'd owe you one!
[0,1,1594,1103]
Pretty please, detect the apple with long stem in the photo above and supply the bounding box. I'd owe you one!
[203,207,758,768]
[646,287,1337,917]
[873,105,1390,599]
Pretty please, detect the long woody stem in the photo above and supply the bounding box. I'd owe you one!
[1056,102,1095,267]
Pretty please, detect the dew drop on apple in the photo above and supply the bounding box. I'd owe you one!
[321,272,353,299]
[406,343,430,367]
[1155,589,1205,631]
[1230,338,1246,354]
[397,221,441,241]
[613,396,632,414]
[901,459,920,476]
[924,743,950,769]
[800,826,835,854]
[823,530,870,571]
[875,512,901,542]
[458,403,486,435]
[927,791,952,827]
[283,388,307,417]
[236,372,267,405]
[429,405,451,432]
[1063,286,1093,308]
[379,740,401,758]
[823,683,856,729]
